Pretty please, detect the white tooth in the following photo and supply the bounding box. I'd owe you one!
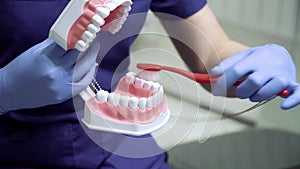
[75,40,88,51]
[108,93,120,106]
[152,82,160,92]
[155,94,160,104]
[126,6,132,11]
[109,27,120,34]
[123,1,133,6]
[112,0,123,6]
[125,72,135,83]
[143,82,151,90]
[140,79,147,84]
[120,12,129,19]
[151,95,156,105]
[138,97,147,110]
[108,22,122,34]
[151,95,158,105]
[114,93,121,103]
[125,76,134,83]
[96,90,109,102]
[158,90,163,101]
[119,95,129,107]
[106,3,117,11]
[93,15,105,27]
[88,24,100,34]
[107,94,115,105]
[120,6,130,13]
[146,81,154,87]
[146,98,152,108]
[160,86,164,94]
[129,97,138,110]
[134,78,144,88]
[118,17,127,24]
[158,87,164,100]
[82,31,94,42]
[126,72,135,77]
[122,16,128,22]
[96,7,110,18]
[157,93,162,101]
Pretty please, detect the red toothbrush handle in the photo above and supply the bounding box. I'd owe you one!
[205,75,289,97]
[277,90,290,97]
[136,63,290,97]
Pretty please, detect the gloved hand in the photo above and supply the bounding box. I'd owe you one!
[210,44,300,109]
[0,38,100,113]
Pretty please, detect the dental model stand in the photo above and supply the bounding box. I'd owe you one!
[49,0,171,136]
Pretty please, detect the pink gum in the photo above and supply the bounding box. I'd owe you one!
[67,0,112,49]
[114,78,155,98]
[86,77,168,124]
[86,97,168,124]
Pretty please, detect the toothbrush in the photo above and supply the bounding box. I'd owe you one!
[136,63,289,97]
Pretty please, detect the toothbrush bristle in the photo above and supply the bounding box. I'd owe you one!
[136,69,160,81]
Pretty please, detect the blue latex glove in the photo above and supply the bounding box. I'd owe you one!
[210,44,300,109]
[0,39,100,113]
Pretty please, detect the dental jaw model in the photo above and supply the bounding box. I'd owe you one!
[49,0,132,51]
[81,72,170,136]
[49,0,170,135]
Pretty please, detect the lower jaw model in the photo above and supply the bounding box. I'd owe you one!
[81,72,170,136]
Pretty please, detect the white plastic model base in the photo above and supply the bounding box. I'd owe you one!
[82,106,170,136]
[49,0,132,51]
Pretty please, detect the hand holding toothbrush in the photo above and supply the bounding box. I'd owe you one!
[0,39,100,113]
[210,44,300,109]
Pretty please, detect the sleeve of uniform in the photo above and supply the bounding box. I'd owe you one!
[150,0,207,19]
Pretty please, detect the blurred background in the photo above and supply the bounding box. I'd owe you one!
[129,0,300,168]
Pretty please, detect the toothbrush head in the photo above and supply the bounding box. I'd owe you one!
[136,63,161,81]
[135,69,160,82]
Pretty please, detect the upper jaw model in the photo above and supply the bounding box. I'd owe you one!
[81,72,170,136]
[49,0,132,51]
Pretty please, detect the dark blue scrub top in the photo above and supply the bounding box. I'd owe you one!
[0,0,206,123]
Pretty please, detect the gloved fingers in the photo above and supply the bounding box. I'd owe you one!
[78,41,100,60]
[41,39,68,59]
[72,65,96,95]
[235,71,272,99]
[75,40,100,64]
[71,42,100,79]
[74,49,98,70]
[73,61,97,83]
[250,76,288,102]
[212,61,253,96]
[59,49,81,68]
[41,40,80,69]
[281,85,300,109]
[210,48,254,76]
[75,41,99,67]
[50,82,73,104]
